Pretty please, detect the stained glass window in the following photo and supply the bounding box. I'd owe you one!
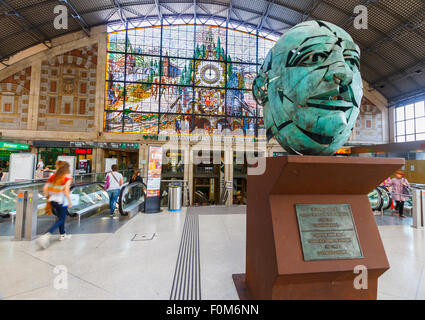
[105,23,276,137]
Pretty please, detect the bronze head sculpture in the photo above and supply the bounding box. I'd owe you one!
[253,20,363,155]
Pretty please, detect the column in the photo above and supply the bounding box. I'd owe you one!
[92,148,103,173]
[27,59,42,131]
[183,144,190,207]
[188,146,194,206]
[224,147,233,206]
[139,144,149,179]
[94,30,107,135]
[388,106,395,143]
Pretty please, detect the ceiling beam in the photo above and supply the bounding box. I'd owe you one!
[310,0,423,90]
[301,0,322,22]
[200,6,228,26]
[339,0,377,27]
[226,0,233,24]
[365,10,425,54]
[388,86,425,104]
[317,0,419,64]
[0,0,51,48]
[111,0,127,25]
[154,0,162,21]
[373,1,425,41]
[58,0,90,37]
[257,0,274,33]
[372,59,425,86]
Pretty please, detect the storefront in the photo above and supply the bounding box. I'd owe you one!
[36,147,93,170]
[0,142,30,170]
[103,142,140,172]
[33,141,94,172]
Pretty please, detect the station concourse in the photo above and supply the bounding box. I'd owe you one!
[0,0,425,302]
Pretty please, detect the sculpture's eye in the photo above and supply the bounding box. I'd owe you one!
[297,52,328,66]
[345,56,360,70]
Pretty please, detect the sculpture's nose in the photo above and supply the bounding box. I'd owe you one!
[325,62,353,86]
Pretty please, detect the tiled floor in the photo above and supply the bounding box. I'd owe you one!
[1,206,424,300]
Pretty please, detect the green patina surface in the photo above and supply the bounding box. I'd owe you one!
[253,20,363,155]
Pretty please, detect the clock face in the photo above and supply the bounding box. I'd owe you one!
[200,64,220,84]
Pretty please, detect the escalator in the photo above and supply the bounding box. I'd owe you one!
[0,180,146,236]
[118,181,146,218]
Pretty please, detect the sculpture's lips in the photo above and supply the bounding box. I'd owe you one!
[296,125,334,145]
[307,97,353,112]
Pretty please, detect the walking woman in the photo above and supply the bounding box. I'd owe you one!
[388,170,410,218]
[36,162,73,249]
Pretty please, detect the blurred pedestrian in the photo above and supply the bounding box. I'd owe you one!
[387,170,410,218]
[36,162,73,249]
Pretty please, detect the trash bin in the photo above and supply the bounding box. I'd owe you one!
[168,183,182,212]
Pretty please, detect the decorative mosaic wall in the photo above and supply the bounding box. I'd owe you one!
[105,24,275,137]
[352,97,384,143]
[38,44,98,132]
[0,67,31,130]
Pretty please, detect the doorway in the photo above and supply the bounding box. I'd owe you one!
[192,150,223,205]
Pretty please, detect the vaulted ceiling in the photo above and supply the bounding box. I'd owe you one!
[1,0,424,104]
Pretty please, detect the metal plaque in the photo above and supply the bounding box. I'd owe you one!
[295,204,363,261]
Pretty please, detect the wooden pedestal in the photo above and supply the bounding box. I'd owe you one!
[233,156,404,300]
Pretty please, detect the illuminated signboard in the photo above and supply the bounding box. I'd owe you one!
[0,142,30,151]
[75,148,93,155]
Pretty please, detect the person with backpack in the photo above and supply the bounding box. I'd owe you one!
[387,170,410,218]
[105,164,124,216]
[36,162,73,249]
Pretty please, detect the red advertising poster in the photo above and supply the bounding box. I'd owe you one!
[146,146,163,198]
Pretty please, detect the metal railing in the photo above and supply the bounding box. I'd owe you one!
[219,180,233,205]
[0,169,134,188]
[72,170,133,185]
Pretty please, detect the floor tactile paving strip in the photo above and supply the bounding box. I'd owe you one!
[170,209,201,300]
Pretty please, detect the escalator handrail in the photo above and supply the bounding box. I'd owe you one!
[70,181,105,190]
[0,180,47,192]
[118,181,146,216]
[67,182,110,218]
[0,169,133,191]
